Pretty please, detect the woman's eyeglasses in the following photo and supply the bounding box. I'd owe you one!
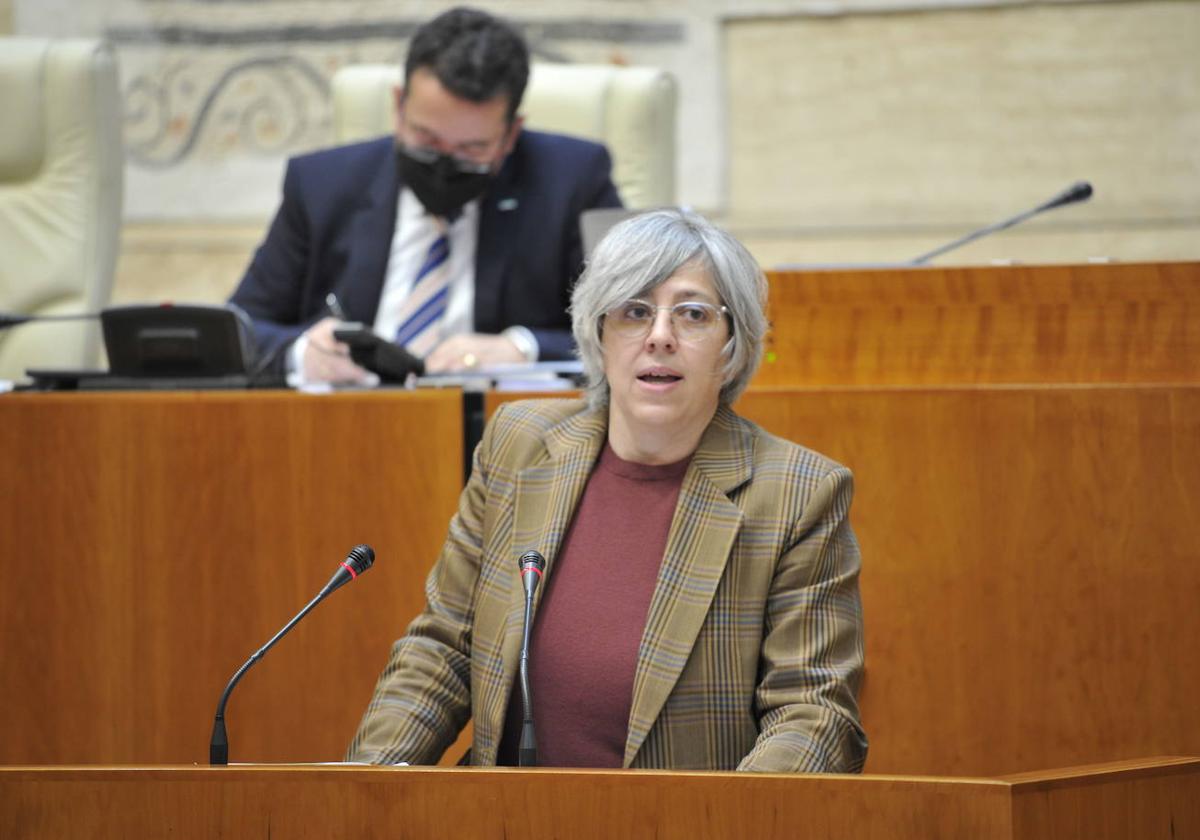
[604,299,729,340]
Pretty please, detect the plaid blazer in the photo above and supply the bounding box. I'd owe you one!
[348,398,867,772]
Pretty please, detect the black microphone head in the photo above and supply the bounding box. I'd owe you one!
[346,544,375,576]
[518,549,545,573]
[1038,180,1094,212]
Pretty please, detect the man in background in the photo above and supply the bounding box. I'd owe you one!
[230,6,622,383]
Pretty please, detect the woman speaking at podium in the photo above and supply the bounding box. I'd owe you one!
[348,209,867,772]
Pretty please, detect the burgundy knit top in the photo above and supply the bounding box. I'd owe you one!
[496,442,691,767]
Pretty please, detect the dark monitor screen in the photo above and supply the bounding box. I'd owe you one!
[101,303,253,377]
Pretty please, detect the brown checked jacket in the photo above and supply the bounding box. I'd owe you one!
[348,398,867,772]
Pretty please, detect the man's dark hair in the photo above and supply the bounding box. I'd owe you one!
[404,7,530,121]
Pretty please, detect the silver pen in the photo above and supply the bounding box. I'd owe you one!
[325,292,347,320]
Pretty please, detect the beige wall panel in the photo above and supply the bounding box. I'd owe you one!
[114,219,1200,307]
[107,2,1200,304]
[725,1,1200,262]
[113,222,259,305]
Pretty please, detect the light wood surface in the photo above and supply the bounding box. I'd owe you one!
[757,261,1200,386]
[4,385,1197,778]
[486,385,1200,776]
[0,390,463,765]
[1002,757,1200,840]
[733,385,1200,776]
[1,758,1195,840]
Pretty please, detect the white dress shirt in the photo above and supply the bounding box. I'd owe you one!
[287,187,538,384]
[372,188,478,343]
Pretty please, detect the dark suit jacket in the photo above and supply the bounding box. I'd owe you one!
[347,399,868,772]
[230,131,622,369]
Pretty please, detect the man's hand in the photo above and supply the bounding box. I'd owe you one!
[301,317,374,384]
[424,332,525,373]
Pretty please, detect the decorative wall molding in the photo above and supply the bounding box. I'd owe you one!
[56,5,688,218]
[124,55,330,168]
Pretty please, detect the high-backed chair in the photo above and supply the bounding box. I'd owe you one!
[0,38,123,382]
[331,62,676,208]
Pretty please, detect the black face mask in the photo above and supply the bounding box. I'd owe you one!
[395,145,495,219]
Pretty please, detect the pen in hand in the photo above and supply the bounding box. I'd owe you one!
[325,292,348,321]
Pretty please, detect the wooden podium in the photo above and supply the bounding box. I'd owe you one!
[3,379,1198,777]
[2,758,1196,839]
[1,262,1197,833]
[0,390,465,766]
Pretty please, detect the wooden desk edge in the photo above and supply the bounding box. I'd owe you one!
[11,761,1191,788]
[997,755,1200,790]
[0,763,1006,786]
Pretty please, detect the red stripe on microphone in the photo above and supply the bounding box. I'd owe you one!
[340,561,358,580]
[521,566,543,579]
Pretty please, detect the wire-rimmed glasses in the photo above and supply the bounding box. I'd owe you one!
[604,299,730,340]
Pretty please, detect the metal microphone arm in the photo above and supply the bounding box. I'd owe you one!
[516,549,546,767]
[0,311,101,329]
[209,544,375,765]
[910,181,1094,266]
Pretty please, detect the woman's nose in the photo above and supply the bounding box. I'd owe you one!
[643,308,677,351]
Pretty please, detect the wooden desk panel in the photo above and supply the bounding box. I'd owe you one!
[735,385,1200,775]
[5,386,1196,778]
[1002,757,1200,840]
[0,391,463,765]
[483,386,1200,776]
[758,261,1200,386]
[1,758,1195,840]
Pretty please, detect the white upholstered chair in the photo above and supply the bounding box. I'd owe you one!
[331,62,677,208]
[0,38,123,382]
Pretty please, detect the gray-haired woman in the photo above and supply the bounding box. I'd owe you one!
[349,208,868,772]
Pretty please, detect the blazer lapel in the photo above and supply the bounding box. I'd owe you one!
[337,147,399,323]
[473,137,524,333]
[475,405,607,764]
[623,405,754,766]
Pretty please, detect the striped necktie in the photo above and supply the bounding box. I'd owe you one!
[393,223,451,357]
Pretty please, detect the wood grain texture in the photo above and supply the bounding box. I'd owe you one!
[735,385,1200,776]
[1005,758,1200,840]
[5,385,1197,778]
[757,261,1200,386]
[0,390,463,765]
[487,385,1200,776]
[0,765,1014,840]
[2,759,1196,840]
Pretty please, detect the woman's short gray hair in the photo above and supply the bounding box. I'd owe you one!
[570,208,768,409]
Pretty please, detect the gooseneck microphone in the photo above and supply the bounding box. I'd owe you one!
[910,180,1094,265]
[209,544,376,765]
[517,549,546,767]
